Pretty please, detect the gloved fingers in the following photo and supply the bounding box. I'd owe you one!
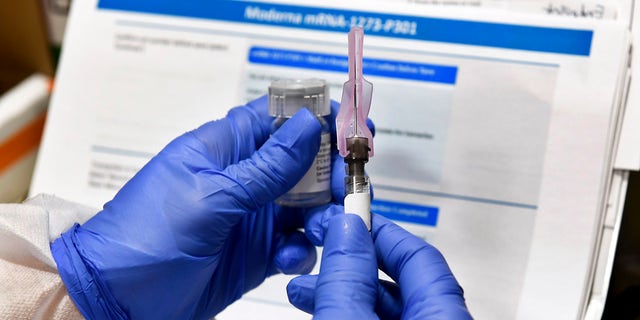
[244,94,273,125]
[303,203,344,246]
[275,205,306,231]
[288,275,403,319]
[274,231,317,275]
[376,279,403,320]
[402,278,472,319]
[371,214,465,307]
[327,100,340,147]
[366,118,375,137]
[287,274,317,314]
[330,151,346,202]
[158,108,321,257]
[190,96,272,167]
[314,214,378,319]
[221,107,322,210]
[302,202,376,246]
[329,100,346,203]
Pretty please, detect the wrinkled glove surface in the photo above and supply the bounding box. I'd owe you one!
[288,212,473,319]
[51,96,332,319]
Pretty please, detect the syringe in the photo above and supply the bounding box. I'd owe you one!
[336,27,374,231]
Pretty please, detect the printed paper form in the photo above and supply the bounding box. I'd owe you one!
[614,5,640,170]
[388,0,626,21]
[402,0,639,171]
[31,1,631,319]
[383,0,640,170]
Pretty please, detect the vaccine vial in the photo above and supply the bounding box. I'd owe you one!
[269,79,332,207]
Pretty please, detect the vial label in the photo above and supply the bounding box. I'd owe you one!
[288,132,331,194]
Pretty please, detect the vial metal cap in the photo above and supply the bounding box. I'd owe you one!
[268,79,330,117]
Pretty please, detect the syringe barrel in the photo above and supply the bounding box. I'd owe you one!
[343,136,371,230]
[345,174,369,195]
[344,179,371,230]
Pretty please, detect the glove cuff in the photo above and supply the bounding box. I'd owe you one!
[51,223,129,320]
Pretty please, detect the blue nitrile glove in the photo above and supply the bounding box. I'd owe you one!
[289,212,473,319]
[50,96,341,320]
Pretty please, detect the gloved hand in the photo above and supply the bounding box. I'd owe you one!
[288,212,473,319]
[51,96,341,319]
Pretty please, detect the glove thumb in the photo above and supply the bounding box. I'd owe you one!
[223,107,322,210]
[312,214,378,319]
[160,108,322,257]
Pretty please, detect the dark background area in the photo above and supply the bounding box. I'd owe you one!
[604,170,640,319]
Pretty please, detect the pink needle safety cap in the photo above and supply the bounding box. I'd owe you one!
[336,26,374,158]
